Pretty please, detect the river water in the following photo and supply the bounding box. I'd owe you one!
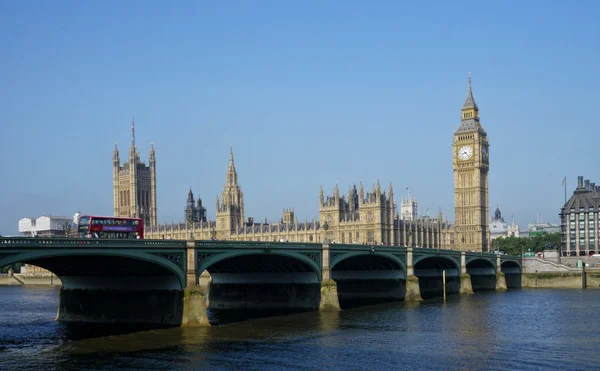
[0,286,599,370]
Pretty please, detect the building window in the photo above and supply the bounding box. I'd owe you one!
[570,214,575,221]
[570,221,575,229]
[356,232,360,242]
[367,212,373,222]
[580,222,585,230]
[327,215,332,223]
[579,213,585,221]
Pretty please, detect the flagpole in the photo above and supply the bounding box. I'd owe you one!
[564,177,567,204]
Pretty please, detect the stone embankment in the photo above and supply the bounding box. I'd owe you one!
[0,273,61,286]
[523,258,600,289]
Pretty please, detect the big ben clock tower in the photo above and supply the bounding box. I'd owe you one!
[453,75,490,252]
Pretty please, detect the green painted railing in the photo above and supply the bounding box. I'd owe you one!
[0,237,186,248]
[195,240,322,249]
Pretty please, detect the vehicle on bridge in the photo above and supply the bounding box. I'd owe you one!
[77,215,144,239]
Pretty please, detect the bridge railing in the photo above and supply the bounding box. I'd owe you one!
[0,237,186,248]
[195,240,323,249]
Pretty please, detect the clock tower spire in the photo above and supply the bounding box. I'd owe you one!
[453,74,490,252]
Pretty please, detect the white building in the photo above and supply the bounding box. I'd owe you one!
[18,215,73,237]
[400,196,418,221]
[490,205,520,240]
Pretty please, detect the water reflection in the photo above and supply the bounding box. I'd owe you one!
[3,286,600,370]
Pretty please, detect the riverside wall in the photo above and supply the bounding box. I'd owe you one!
[0,274,62,286]
[522,257,600,289]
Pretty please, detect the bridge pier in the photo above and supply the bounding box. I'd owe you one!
[320,243,340,311]
[460,252,474,295]
[186,241,198,288]
[182,287,210,327]
[181,240,210,326]
[56,287,185,325]
[496,255,507,291]
[405,248,423,301]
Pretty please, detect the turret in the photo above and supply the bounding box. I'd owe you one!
[112,143,120,217]
[129,116,138,218]
[334,183,340,201]
[319,185,324,206]
[359,181,364,203]
[149,142,157,226]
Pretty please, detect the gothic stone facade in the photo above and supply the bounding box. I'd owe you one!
[112,118,157,227]
[453,77,490,252]
[145,147,451,248]
[127,79,501,250]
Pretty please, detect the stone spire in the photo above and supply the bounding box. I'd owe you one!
[131,115,136,147]
[319,185,324,206]
[456,73,484,134]
[463,73,478,110]
[149,142,155,163]
[226,145,238,186]
[359,181,364,202]
[113,142,119,163]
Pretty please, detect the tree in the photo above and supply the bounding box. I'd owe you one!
[491,233,560,256]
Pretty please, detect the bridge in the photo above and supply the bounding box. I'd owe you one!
[0,237,522,326]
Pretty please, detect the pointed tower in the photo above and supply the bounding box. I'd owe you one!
[359,181,364,204]
[216,146,245,238]
[185,188,197,223]
[128,116,138,218]
[149,142,157,226]
[112,143,120,217]
[453,74,490,252]
[112,117,158,227]
[319,185,324,207]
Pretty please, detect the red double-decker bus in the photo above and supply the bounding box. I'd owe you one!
[77,215,144,239]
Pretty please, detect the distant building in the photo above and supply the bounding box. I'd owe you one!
[526,221,560,237]
[489,205,520,240]
[112,117,157,227]
[18,215,73,237]
[185,188,207,224]
[560,176,600,257]
[400,196,418,221]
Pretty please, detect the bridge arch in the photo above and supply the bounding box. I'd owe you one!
[501,260,522,273]
[412,255,460,299]
[198,250,322,283]
[501,260,522,289]
[413,255,460,274]
[330,252,406,279]
[465,257,497,291]
[0,250,186,290]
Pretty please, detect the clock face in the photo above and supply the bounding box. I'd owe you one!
[458,145,473,161]
[482,146,488,161]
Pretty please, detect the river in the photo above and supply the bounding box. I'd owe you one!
[0,286,598,370]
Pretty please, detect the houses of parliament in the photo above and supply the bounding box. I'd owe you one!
[113,77,490,251]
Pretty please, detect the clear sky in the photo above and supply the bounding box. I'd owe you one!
[1,0,599,235]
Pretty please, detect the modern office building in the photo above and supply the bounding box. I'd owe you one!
[560,176,600,256]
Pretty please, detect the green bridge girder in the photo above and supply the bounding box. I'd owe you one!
[195,240,323,281]
[0,237,188,289]
[0,238,522,288]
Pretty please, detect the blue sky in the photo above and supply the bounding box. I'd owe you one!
[1,1,599,235]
